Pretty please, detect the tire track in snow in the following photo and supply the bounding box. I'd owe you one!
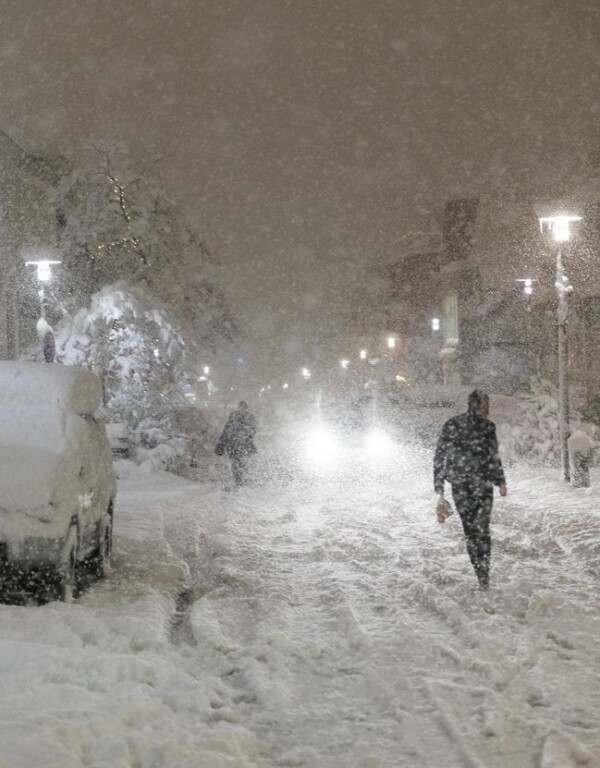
[212,482,481,767]
[152,461,600,767]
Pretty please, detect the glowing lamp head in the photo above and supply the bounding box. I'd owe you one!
[539,214,581,243]
[26,259,61,282]
[431,317,440,331]
[37,261,52,282]
[340,359,350,369]
[387,336,396,349]
[359,349,367,360]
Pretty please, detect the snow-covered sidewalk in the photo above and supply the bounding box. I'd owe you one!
[0,455,598,767]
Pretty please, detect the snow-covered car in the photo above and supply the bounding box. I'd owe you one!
[105,421,131,459]
[0,362,116,601]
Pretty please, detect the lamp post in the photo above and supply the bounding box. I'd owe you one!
[25,258,61,319]
[538,213,581,482]
[22,251,62,363]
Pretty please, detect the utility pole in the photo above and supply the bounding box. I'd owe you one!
[538,212,581,483]
[556,245,571,482]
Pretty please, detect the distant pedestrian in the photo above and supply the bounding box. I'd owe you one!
[215,401,257,487]
[36,318,56,363]
[433,389,507,589]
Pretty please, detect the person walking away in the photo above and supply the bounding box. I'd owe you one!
[215,401,257,487]
[433,389,507,589]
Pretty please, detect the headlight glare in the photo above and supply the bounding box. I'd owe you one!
[304,426,339,471]
[364,428,395,459]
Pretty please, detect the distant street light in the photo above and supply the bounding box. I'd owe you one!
[516,278,537,296]
[302,367,311,380]
[359,349,367,360]
[431,317,440,331]
[387,336,396,349]
[340,359,350,369]
[538,212,582,482]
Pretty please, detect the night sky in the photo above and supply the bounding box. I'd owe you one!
[1,0,599,373]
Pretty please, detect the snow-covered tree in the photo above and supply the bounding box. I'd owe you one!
[53,152,238,353]
[54,283,218,471]
[57,283,187,419]
[11,149,238,470]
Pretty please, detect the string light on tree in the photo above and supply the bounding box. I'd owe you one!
[96,174,146,264]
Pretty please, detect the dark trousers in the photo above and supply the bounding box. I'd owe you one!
[230,451,249,487]
[451,481,493,587]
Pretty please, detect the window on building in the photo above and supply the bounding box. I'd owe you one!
[443,292,459,347]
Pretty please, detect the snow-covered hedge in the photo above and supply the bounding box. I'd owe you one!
[392,380,599,468]
[497,379,599,466]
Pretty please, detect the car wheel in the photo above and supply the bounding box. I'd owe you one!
[90,504,113,581]
[100,508,113,576]
[58,526,78,602]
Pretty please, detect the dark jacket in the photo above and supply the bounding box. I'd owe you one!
[433,411,505,494]
[216,410,257,457]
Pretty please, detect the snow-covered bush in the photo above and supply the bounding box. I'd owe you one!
[55,284,218,475]
[497,379,599,465]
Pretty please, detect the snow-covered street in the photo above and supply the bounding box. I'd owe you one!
[1,451,599,768]
[3,4,600,766]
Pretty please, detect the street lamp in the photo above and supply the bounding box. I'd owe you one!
[340,359,350,369]
[387,336,396,349]
[24,258,61,319]
[538,213,582,482]
[359,349,367,360]
[431,317,441,331]
[22,249,62,363]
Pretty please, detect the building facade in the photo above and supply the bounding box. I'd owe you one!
[384,181,600,397]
